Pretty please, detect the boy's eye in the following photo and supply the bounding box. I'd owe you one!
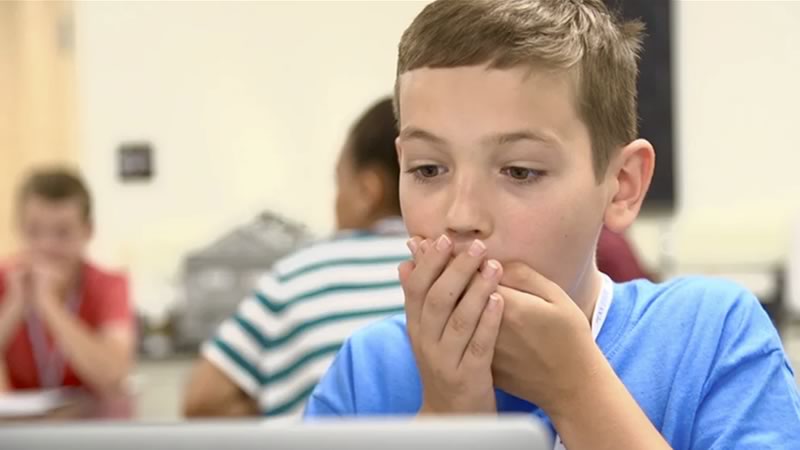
[411,165,446,179]
[501,166,542,182]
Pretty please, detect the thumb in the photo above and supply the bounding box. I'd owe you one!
[499,261,564,305]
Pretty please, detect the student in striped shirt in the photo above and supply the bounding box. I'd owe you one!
[183,98,408,418]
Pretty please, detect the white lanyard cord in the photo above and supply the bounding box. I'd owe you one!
[553,275,614,450]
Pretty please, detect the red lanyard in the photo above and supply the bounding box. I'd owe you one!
[26,288,82,388]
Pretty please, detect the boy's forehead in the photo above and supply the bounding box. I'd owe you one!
[22,196,84,221]
[396,65,584,145]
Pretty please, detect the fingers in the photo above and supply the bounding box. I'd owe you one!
[8,262,26,278]
[29,263,65,287]
[398,260,415,285]
[8,253,33,285]
[400,237,420,334]
[9,253,30,273]
[420,239,487,342]
[459,292,504,371]
[401,235,452,335]
[406,237,422,261]
[500,261,563,304]
[6,265,28,290]
[402,236,452,322]
[440,259,503,361]
[495,285,549,323]
[399,260,420,329]
[401,235,505,414]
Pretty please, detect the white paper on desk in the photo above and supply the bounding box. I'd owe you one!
[0,388,75,417]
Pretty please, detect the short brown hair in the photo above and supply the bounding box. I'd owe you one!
[395,0,644,178]
[17,167,93,222]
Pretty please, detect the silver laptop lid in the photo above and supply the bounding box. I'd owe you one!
[0,416,551,450]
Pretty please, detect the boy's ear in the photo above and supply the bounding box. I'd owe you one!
[603,138,655,233]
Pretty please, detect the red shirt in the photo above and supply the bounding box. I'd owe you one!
[597,226,654,283]
[0,262,132,390]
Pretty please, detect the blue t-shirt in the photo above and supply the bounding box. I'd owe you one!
[304,277,800,448]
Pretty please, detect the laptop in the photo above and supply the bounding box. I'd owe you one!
[0,416,551,450]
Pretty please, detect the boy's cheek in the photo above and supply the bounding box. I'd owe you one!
[403,215,441,243]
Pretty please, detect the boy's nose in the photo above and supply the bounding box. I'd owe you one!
[444,177,492,242]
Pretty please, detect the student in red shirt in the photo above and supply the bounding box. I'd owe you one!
[0,168,134,395]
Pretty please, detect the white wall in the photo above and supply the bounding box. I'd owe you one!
[73,1,427,315]
[634,0,800,272]
[73,1,800,315]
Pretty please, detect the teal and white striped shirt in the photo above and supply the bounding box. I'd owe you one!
[201,217,408,418]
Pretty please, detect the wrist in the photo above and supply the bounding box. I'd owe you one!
[418,391,498,416]
[546,344,611,422]
[418,399,453,416]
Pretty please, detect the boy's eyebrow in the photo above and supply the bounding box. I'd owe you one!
[398,127,447,145]
[398,127,561,149]
[482,130,561,148]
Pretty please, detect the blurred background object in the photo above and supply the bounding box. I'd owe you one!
[174,211,309,353]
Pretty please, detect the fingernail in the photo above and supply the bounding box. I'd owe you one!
[406,238,419,255]
[436,235,451,252]
[420,240,431,254]
[468,239,486,257]
[487,293,502,311]
[482,260,499,280]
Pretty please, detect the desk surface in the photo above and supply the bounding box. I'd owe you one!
[0,389,134,422]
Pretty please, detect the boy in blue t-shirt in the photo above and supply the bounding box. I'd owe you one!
[304,0,800,448]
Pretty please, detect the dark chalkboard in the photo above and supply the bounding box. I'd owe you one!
[610,0,676,211]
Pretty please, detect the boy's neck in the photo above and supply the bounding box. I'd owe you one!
[573,269,605,326]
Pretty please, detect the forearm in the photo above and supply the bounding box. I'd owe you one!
[549,352,671,450]
[185,394,258,417]
[0,297,25,352]
[184,358,259,417]
[0,360,9,393]
[38,299,131,394]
